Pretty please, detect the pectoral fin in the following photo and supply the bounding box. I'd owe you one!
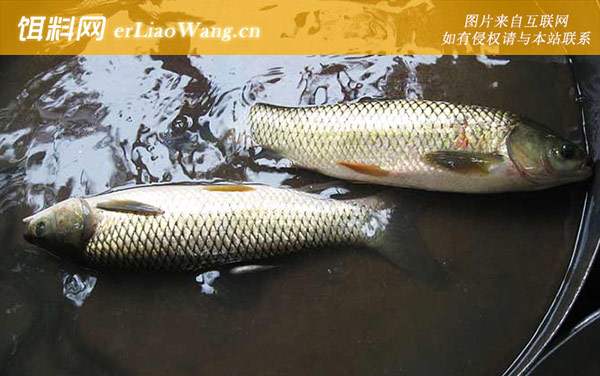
[337,161,391,176]
[96,200,164,216]
[196,265,280,306]
[229,264,277,275]
[423,151,504,174]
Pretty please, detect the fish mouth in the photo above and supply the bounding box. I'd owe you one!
[22,221,36,244]
[23,232,35,243]
[543,158,593,185]
[558,154,593,179]
[22,214,33,239]
[576,160,594,179]
[22,212,43,244]
[509,153,593,186]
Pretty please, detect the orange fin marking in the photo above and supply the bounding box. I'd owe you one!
[337,161,391,176]
[204,185,255,192]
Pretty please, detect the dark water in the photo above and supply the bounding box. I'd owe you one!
[0,55,589,376]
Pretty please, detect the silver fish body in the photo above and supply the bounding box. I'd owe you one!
[249,100,591,193]
[23,184,391,271]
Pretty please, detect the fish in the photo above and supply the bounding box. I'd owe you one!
[248,100,592,193]
[22,184,411,273]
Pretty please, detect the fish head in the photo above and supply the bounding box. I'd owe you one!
[507,122,592,187]
[23,198,95,263]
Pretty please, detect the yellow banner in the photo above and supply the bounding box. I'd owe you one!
[1,0,599,55]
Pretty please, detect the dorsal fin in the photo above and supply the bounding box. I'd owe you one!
[96,200,164,216]
[204,185,255,192]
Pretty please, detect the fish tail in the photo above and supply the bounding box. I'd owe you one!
[233,129,257,152]
[354,190,447,287]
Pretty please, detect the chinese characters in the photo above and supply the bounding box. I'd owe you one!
[442,14,590,47]
[18,16,106,42]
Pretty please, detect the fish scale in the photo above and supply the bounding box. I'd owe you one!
[81,185,383,271]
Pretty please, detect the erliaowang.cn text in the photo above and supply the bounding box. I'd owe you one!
[18,17,260,43]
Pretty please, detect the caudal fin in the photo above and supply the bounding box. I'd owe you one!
[356,190,448,287]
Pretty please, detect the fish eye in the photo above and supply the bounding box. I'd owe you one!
[35,221,46,237]
[560,143,576,159]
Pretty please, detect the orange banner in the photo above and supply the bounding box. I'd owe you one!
[1,0,599,55]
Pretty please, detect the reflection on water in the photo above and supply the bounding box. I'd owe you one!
[61,272,97,307]
[0,55,588,376]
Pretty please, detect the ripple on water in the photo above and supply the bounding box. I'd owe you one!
[0,55,423,212]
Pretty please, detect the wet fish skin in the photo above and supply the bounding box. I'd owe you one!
[249,100,592,193]
[22,184,390,271]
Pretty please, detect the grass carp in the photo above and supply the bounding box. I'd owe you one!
[22,184,403,272]
[249,100,592,193]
